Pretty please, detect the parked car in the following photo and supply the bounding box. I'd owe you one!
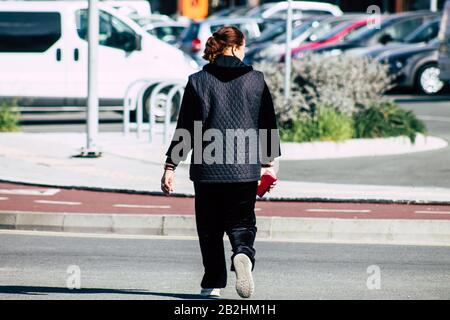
[247,1,343,20]
[0,1,198,113]
[377,39,447,94]
[349,18,442,59]
[312,11,439,55]
[245,15,358,64]
[132,13,175,28]
[209,5,254,19]
[103,0,152,18]
[439,0,450,81]
[177,17,269,65]
[290,16,372,60]
[145,21,188,45]
[246,18,304,47]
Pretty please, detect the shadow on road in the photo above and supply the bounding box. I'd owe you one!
[0,285,218,300]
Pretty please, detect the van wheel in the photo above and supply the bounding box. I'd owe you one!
[143,89,180,122]
[416,63,445,95]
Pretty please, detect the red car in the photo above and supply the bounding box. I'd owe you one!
[281,18,374,61]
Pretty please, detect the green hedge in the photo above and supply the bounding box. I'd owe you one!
[280,106,354,142]
[353,101,426,143]
[0,100,20,132]
[281,103,426,143]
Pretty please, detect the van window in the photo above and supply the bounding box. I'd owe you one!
[0,12,61,52]
[76,10,136,51]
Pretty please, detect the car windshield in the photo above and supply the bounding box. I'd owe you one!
[307,19,351,42]
[231,7,255,16]
[344,19,387,42]
[405,20,440,43]
[211,21,260,40]
[317,20,371,42]
[314,21,355,42]
[179,22,199,41]
[152,26,184,43]
[252,21,286,43]
[247,4,272,17]
[273,20,315,43]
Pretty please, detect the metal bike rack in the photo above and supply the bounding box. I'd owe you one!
[164,83,186,145]
[123,79,186,144]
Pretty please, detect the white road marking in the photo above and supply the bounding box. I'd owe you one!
[0,188,60,196]
[34,200,81,206]
[255,208,262,212]
[415,210,450,215]
[306,209,371,213]
[113,204,171,209]
[0,197,8,200]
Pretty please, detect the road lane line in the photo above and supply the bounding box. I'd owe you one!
[34,200,81,205]
[0,188,60,196]
[306,209,371,213]
[0,197,8,200]
[255,208,262,212]
[113,204,171,209]
[415,210,450,215]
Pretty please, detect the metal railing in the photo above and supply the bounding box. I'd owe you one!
[123,79,186,145]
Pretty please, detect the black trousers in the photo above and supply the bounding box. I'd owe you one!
[194,181,258,289]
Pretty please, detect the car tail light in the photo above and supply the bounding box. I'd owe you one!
[191,38,201,53]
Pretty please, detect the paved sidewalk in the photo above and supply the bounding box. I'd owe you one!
[0,131,449,203]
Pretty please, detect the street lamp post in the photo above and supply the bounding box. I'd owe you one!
[80,0,101,157]
[283,0,293,105]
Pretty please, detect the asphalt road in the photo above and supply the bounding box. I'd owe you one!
[0,231,449,300]
[17,96,450,188]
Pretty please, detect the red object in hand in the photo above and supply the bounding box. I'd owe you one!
[257,172,278,198]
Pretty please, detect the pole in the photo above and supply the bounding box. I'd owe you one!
[85,0,101,156]
[430,0,438,12]
[283,0,293,104]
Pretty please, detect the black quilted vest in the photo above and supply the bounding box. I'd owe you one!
[188,57,266,183]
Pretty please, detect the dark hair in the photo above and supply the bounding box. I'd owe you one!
[202,26,245,63]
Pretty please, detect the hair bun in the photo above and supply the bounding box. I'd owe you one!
[203,26,245,63]
[213,32,224,41]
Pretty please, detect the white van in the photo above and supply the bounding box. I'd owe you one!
[0,1,198,112]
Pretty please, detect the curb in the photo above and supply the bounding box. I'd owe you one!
[1,211,450,246]
[279,134,448,161]
[392,94,450,103]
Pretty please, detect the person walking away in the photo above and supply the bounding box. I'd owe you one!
[161,26,281,299]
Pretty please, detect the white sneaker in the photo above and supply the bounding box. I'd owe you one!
[200,288,221,298]
[233,253,254,298]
